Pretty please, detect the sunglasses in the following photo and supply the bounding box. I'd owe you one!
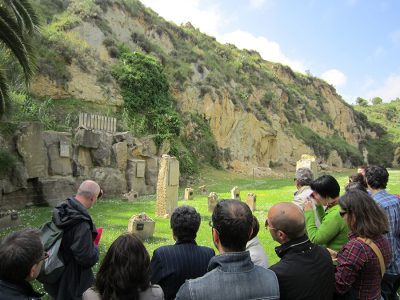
[339,210,348,217]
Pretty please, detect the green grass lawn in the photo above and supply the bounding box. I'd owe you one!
[1,167,400,296]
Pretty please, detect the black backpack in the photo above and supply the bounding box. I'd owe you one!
[37,221,65,284]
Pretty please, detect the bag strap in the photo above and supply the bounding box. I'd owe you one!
[356,237,385,277]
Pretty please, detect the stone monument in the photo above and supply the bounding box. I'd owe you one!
[296,154,317,176]
[184,187,194,200]
[208,192,218,213]
[128,213,155,240]
[231,186,241,201]
[156,155,179,217]
[246,193,256,211]
[199,185,208,195]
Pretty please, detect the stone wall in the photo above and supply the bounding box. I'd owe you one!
[0,122,160,209]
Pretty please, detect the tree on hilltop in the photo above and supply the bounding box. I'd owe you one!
[356,97,368,107]
[0,0,40,118]
[371,97,383,105]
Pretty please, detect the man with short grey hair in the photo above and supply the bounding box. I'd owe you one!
[293,167,320,226]
[43,180,101,300]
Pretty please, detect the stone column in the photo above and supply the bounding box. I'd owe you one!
[184,187,194,200]
[156,155,179,217]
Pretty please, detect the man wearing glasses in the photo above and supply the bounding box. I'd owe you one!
[267,202,334,300]
[176,200,279,300]
[0,229,45,299]
[43,180,101,300]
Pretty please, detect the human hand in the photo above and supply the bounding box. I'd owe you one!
[327,248,337,259]
[304,198,313,211]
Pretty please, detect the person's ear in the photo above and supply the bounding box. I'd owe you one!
[212,228,219,244]
[26,263,40,281]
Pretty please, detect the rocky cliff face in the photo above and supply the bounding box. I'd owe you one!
[29,0,378,173]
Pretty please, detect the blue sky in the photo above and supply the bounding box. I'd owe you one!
[141,0,400,104]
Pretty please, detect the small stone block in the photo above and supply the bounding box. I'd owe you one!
[231,186,241,201]
[246,193,256,212]
[184,188,194,200]
[127,213,155,240]
[208,192,218,213]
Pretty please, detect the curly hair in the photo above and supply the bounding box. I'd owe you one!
[365,165,389,190]
[212,200,253,252]
[170,206,201,241]
[0,229,43,282]
[95,234,151,300]
[339,190,388,238]
[295,168,314,186]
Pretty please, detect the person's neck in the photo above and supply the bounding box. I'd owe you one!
[369,188,383,195]
[75,195,90,209]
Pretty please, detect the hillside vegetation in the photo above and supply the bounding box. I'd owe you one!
[1,0,395,176]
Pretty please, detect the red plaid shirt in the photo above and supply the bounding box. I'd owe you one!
[335,233,391,300]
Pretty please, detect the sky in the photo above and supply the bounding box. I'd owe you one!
[140,0,400,104]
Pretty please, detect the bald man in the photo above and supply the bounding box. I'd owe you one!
[267,202,334,300]
[43,180,101,300]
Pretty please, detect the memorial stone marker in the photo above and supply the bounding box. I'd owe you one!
[156,155,179,217]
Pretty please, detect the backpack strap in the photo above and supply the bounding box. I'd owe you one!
[356,237,385,277]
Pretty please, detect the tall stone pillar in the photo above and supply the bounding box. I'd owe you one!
[156,155,179,217]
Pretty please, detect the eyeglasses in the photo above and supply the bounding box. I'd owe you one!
[41,251,49,261]
[265,218,278,231]
[339,210,348,217]
[97,189,103,199]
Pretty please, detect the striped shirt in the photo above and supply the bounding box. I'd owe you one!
[372,190,400,275]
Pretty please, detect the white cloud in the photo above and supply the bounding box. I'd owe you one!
[320,69,347,87]
[366,74,400,102]
[249,0,266,8]
[140,0,223,36]
[217,30,306,72]
[141,0,306,73]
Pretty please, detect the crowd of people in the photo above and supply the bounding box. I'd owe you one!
[0,165,399,300]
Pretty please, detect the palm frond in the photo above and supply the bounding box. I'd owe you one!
[6,0,40,33]
[0,7,34,80]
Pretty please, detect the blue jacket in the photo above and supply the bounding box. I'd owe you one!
[175,251,280,300]
[150,239,214,300]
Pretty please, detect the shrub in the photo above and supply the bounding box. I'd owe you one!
[360,138,395,167]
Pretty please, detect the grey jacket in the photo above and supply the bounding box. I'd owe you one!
[175,251,279,300]
[246,237,269,268]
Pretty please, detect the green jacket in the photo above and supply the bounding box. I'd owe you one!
[305,204,349,252]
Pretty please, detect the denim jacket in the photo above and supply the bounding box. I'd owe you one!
[175,251,279,300]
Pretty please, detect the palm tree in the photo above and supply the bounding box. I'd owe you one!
[0,0,40,117]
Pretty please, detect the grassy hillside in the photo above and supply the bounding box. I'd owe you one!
[354,100,400,165]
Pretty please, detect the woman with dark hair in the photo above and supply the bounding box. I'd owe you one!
[83,234,163,300]
[304,175,349,252]
[332,189,391,300]
[245,215,269,268]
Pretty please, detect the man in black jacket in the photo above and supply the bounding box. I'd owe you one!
[0,229,44,299]
[150,205,215,300]
[267,202,334,300]
[44,180,101,300]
